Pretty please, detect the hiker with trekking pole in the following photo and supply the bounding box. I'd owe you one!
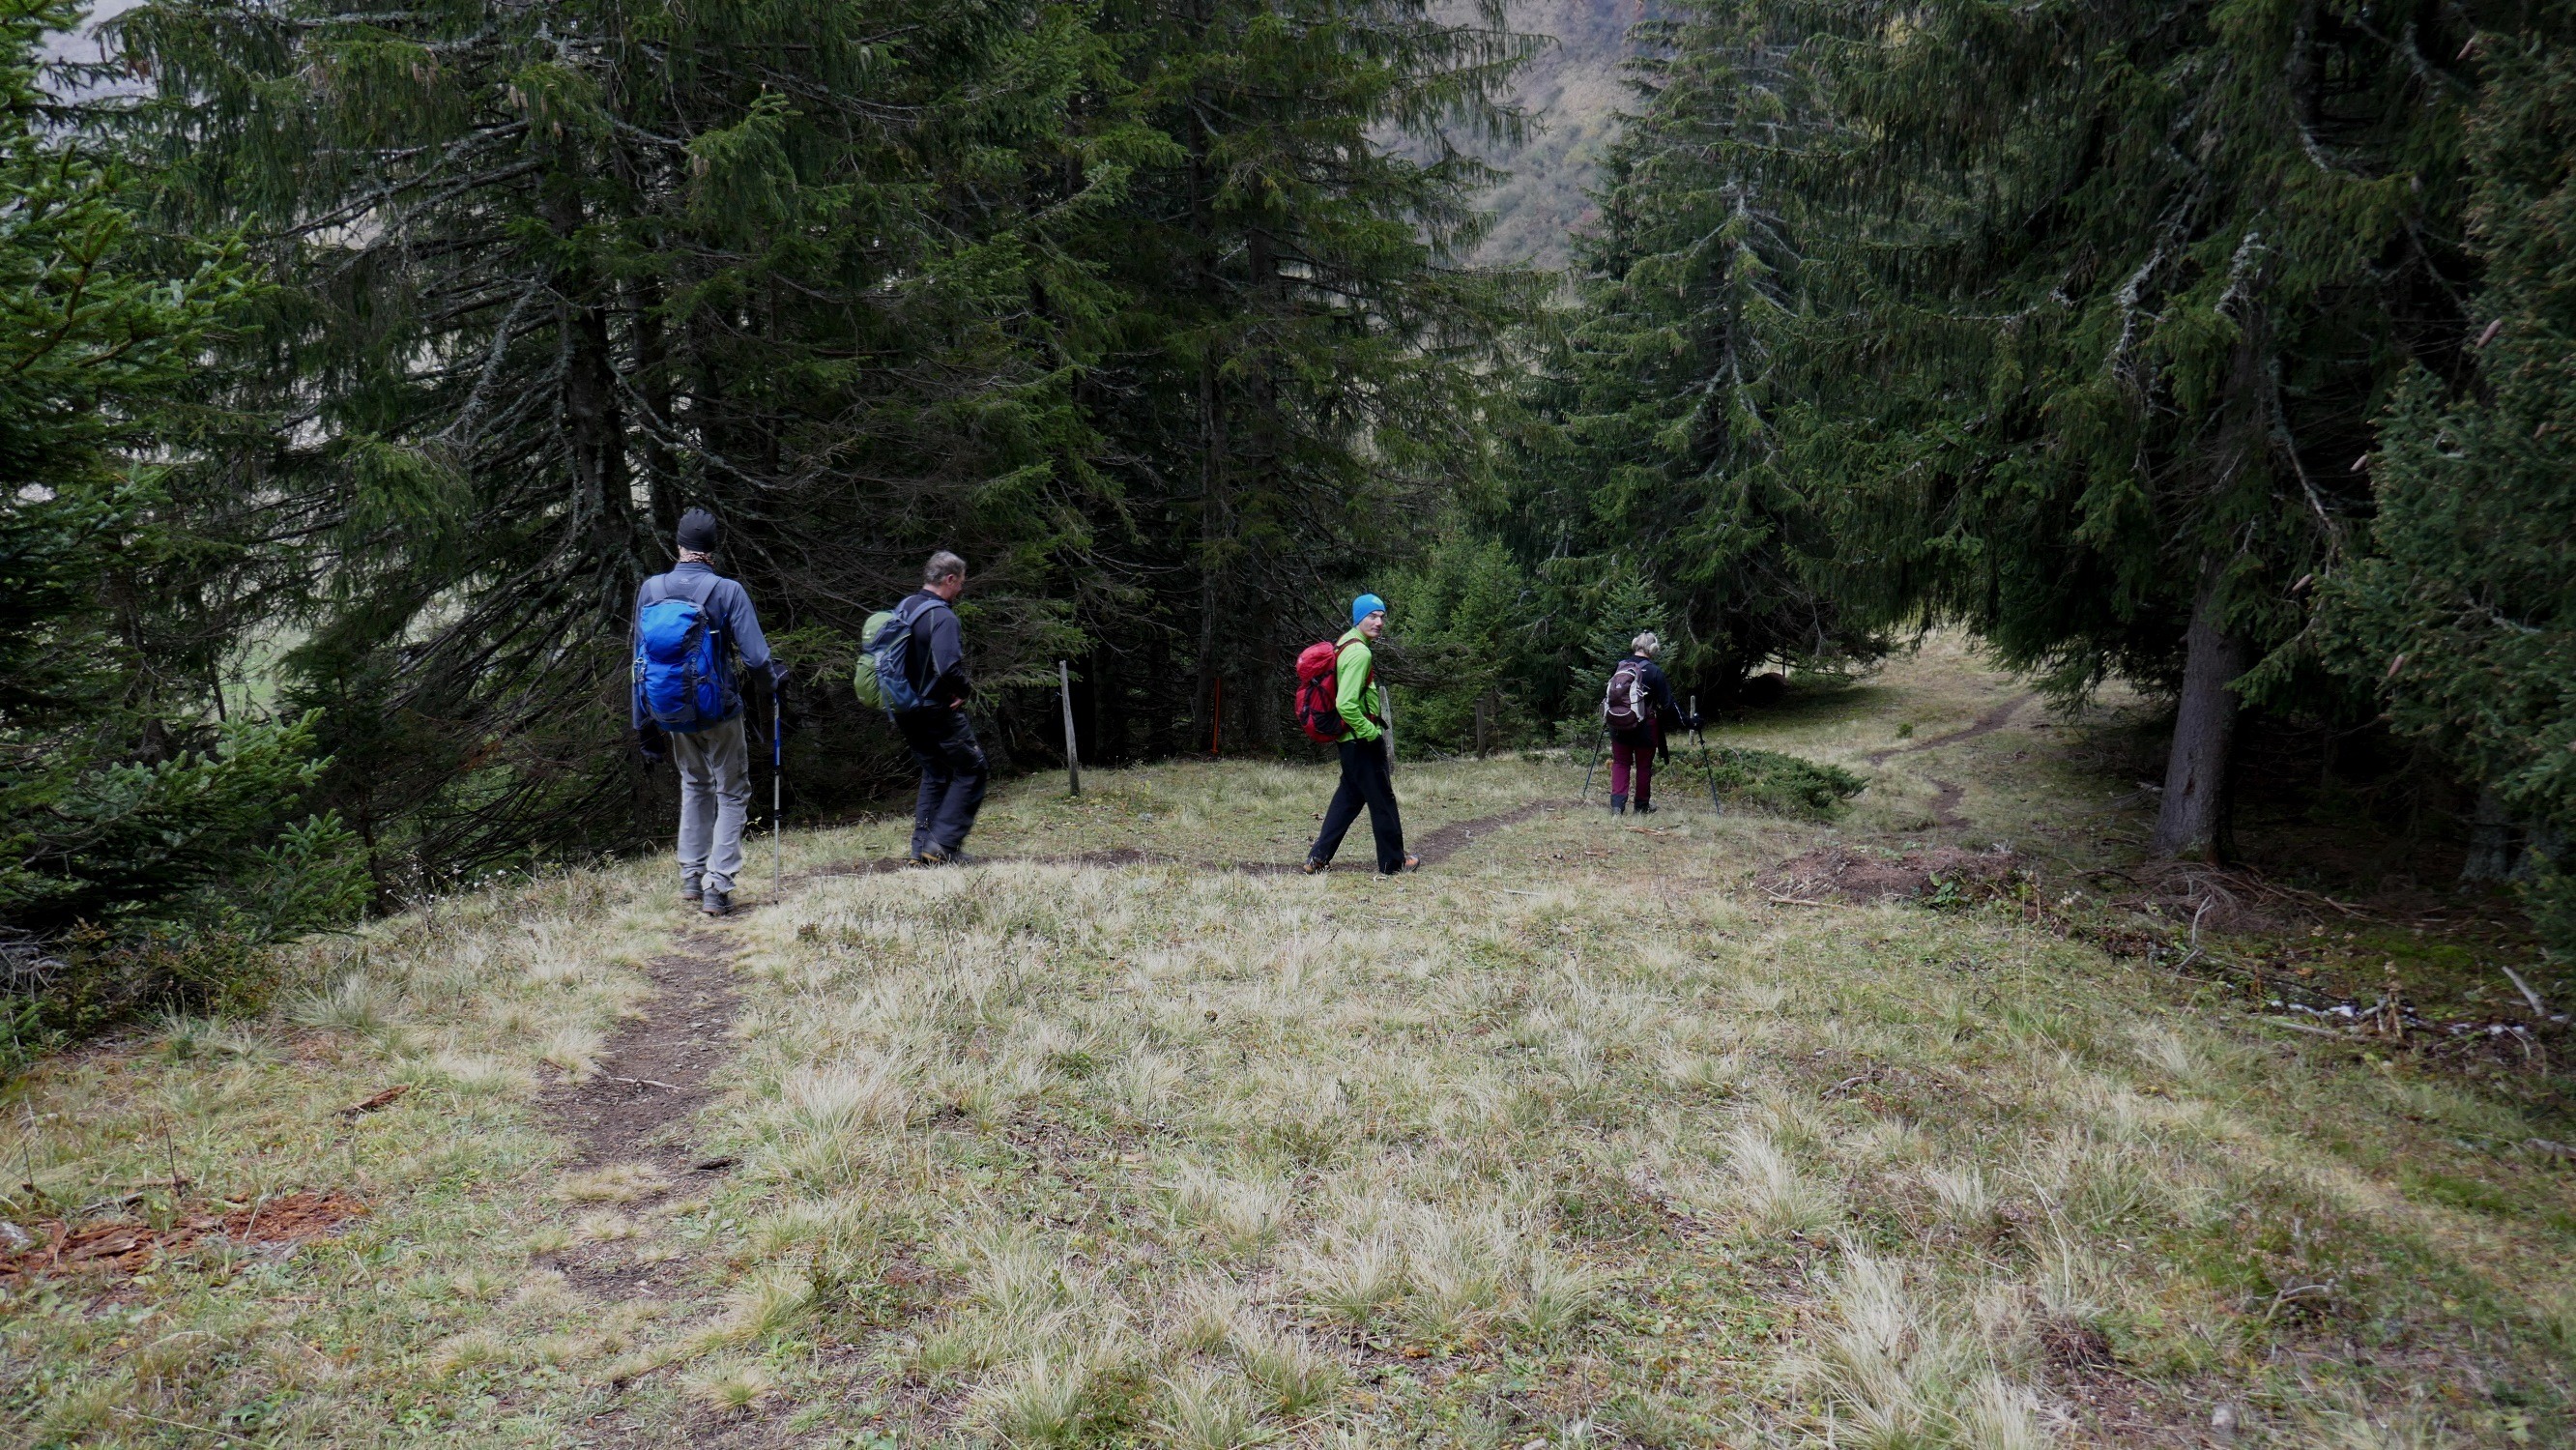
[855,551,988,866]
[1293,594,1419,875]
[631,508,788,917]
[1604,632,1692,816]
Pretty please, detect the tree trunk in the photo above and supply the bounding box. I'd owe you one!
[2461,787,2516,883]
[2150,575,2249,859]
[541,167,638,613]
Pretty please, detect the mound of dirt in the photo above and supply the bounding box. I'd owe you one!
[1758,844,2028,906]
[0,1190,366,1282]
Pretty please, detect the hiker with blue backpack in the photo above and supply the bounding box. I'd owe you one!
[854,551,986,865]
[1292,594,1419,875]
[632,508,786,916]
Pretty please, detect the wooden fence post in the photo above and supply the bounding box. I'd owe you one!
[1058,660,1082,797]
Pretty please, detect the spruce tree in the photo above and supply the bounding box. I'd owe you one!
[1,0,362,981]
[2316,22,2576,954]
[1053,0,1546,757]
[113,0,1121,887]
[1754,0,2480,858]
[1502,0,1881,710]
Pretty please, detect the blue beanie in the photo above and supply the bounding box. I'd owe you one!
[1351,593,1387,626]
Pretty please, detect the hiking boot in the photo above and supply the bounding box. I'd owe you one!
[700,886,733,916]
[680,875,703,906]
[1382,855,1421,876]
[1608,793,1627,815]
[1634,800,1656,816]
[918,847,977,867]
[1300,857,1327,875]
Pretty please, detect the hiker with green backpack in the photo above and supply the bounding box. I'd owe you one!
[1292,594,1419,875]
[631,508,786,916]
[854,551,986,864]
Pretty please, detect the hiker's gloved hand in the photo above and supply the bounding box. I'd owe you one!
[634,724,668,766]
[1686,710,1704,732]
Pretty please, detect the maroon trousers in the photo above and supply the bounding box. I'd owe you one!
[1610,731,1656,806]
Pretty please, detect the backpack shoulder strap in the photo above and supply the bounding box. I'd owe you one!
[638,570,724,612]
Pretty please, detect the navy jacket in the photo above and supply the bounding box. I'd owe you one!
[896,589,971,709]
[632,561,785,729]
[1609,654,1683,746]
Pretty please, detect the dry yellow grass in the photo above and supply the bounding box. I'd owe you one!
[2,643,2567,1447]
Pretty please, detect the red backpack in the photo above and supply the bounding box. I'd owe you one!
[1294,639,1357,743]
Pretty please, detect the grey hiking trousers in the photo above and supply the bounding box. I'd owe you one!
[673,714,751,892]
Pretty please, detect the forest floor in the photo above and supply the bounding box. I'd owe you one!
[4,637,2572,1449]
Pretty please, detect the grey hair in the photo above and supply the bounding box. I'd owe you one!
[1631,631,1662,657]
[923,550,968,586]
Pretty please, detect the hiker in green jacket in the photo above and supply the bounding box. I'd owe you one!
[1304,594,1419,875]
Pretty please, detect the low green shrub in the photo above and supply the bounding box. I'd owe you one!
[1697,747,1866,819]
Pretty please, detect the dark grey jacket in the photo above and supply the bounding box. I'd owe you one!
[896,590,971,708]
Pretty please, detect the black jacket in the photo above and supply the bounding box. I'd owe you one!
[898,590,971,708]
[1608,654,1683,746]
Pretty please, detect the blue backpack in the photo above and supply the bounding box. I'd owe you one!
[633,574,733,732]
[854,596,938,715]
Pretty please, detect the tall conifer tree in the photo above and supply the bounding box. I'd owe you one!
[1055,0,1545,756]
[1751,0,2480,858]
[114,0,1124,888]
[2,0,364,975]
[1503,0,1881,704]
[2317,21,2576,952]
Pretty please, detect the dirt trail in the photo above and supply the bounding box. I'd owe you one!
[1929,779,1967,828]
[535,927,748,1311]
[802,801,1562,880]
[1865,692,2036,766]
[543,931,743,1172]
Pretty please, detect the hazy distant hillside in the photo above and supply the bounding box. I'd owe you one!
[1474,0,1648,271]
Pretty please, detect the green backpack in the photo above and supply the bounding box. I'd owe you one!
[851,603,933,713]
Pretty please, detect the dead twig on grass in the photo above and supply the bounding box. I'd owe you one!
[608,1075,683,1091]
[335,1085,411,1118]
[2501,965,2555,1023]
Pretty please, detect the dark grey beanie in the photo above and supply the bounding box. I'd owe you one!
[677,508,719,554]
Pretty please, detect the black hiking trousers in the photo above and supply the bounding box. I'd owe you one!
[1311,737,1406,873]
[897,707,989,856]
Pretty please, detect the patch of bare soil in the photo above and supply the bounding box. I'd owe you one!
[1237,798,1562,873]
[1928,779,1967,828]
[1864,693,2035,765]
[546,934,742,1172]
[1414,800,1560,864]
[1756,843,2029,907]
[0,1191,368,1283]
[538,931,746,1307]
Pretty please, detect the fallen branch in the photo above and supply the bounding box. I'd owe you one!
[2501,964,2553,1022]
[1763,891,1834,908]
[608,1075,683,1091]
[334,1085,411,1118]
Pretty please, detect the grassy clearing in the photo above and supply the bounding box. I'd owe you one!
[3,641,2570,1448]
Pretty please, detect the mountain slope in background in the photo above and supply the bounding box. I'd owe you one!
[1474,0,1645,270]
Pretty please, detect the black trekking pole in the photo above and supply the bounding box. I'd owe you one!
[1691,693,1723,817]
[771,688,783,899]
[1578,709,1607,802]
